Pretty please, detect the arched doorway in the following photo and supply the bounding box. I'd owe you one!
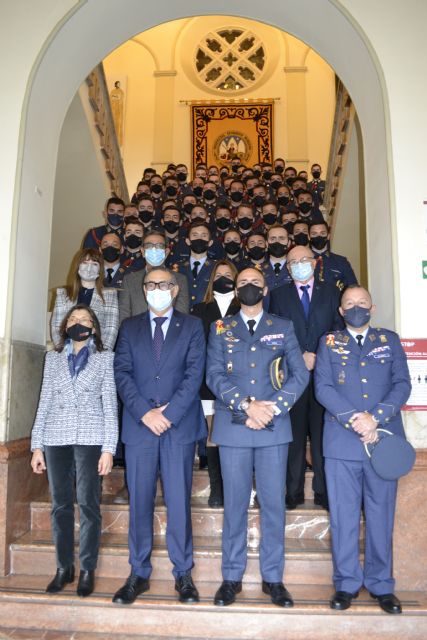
[11,0,395,348]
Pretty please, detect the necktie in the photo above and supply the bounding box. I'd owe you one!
[300,285,310,319]
[247,319,256,336]
[153,317,167,362]
[106,268,113,283]
[356,334,364,349]
[274,263,281,276]
[192,261,200,279]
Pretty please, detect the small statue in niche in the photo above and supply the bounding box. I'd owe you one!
[110,81,124,147]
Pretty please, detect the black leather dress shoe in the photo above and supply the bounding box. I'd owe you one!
[286,496,304,511]
[175,575,199,603]
[262,581,294,608]
[77,570,95,597]
[199,455,208,470]
[208,494,224,508]
[46,566,75,593]
[369,592,402,614]
[112,574,150,604]
[314,493,329,510]
[214,580,242,606]
[330,590,359,610]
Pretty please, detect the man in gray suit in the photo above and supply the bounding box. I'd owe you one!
[119,229,189,324]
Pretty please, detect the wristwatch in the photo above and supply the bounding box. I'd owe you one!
[239,396,253,413]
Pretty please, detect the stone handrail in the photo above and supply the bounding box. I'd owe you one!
[85,63,129,202]
[324,79,355,228]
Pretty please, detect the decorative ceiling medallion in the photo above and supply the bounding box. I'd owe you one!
[195,28,266,93]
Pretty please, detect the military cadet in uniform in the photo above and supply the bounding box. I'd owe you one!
[264,225,292,292]
[207,267,309,607]
[309,221,357,291]
[308,163,326,208]
[122,219,146,272]
[82,197,125,249]
[100,233,125,288]
[178,222,216,311]
[314,285,411,614]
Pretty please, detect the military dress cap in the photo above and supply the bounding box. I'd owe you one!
[365,429,416,480]
[269,356,287,391]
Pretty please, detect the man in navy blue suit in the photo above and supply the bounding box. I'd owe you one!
[269,245,343,510]
[207,267,309,607]
[113,267,206,605]
[315,285,411,614]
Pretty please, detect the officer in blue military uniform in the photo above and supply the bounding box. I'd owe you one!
[178,222,216,310]
[310,221,357,291]
[82,197,125,249]
[314,284,411,614]
[206,267,309,608]
[264,224,293,291]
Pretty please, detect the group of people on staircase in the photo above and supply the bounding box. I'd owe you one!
[30,158,410,615]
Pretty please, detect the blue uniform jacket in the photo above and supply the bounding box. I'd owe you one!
[314,327,411,461]
[315,250,357,291]
[114,310,207,445]
[178,259,216,309]
[206,312,309,447]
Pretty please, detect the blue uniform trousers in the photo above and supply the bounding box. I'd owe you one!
[125,432,195,579]
[219,444,288,583]
[325,457,397,595]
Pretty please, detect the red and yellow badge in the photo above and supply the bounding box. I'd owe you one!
[216,319,226,335]
[326,334,335,347]
[171,263,179,272]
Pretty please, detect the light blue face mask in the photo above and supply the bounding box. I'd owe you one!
[290,260,314,282]
[145,247,166,267]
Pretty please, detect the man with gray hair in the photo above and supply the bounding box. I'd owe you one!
[113,267,206,605]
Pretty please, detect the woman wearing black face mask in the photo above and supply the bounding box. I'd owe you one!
[31,304,118,598]
[51,248,119,351]
[191,261,240,508]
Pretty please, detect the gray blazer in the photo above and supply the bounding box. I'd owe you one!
[31,350,118,454]
[51,287,119,350]
[118,268,189,324]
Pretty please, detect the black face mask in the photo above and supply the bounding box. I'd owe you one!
[125,234,142,250]
[232,165,240,173]
[193,186,203,198]
[283,221,294,234]
[203,189,215,200]
[191,216,206,225]
[312,170,321,179]
[164,220,179,234]
[230,191,243,203]
[293,232,309,246]
[248,246,266,261]
[176,171,187,182]
[190,239,209,254]
[102,246,121,263]
[66,323,92,342]
[107,213,123,228]
[277,195,290,207]
[139,210,153,224]
[246,187,254,198]
[263,171,272,181]
[151,184,162,195]
[269,242,287,258]
[262,213,277,226]
[237,283,264,306]
[213,276,235,294]
[238,217,252,231]
[293,188,304,199]
[183,202,194,215]
[285,177,294,187]
[224,240,240,255]
[310,236,328,251]
[216,217,230,230]
[253,169,261,179]
[271,180,282,190]
[165,185,177,197]
[253,195,265,208]
[299,201,312,214]
[275,165,284,174]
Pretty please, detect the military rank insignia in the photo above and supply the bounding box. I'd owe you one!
[380,334,388,343]
[326,334,335,347]
[338,370,346,384]
[216,319,226,335]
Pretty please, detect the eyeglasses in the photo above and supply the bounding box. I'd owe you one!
[143,243,165,250]
[144,281,175,291]
[287,257,314,267]
[68,316,94,327]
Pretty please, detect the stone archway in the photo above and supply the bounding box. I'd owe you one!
[10,0,395,350]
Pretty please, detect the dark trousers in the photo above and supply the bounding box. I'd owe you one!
[44,445,102,571]
[287,373,326,500]
[125,432,195,579]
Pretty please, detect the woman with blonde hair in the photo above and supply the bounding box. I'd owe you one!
[192,259,240,507]
[51,248,119,350]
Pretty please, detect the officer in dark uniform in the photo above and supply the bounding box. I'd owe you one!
[308,163,326,208]
[309,221,357,291]
[264,224,292,292]
[314,284,411,614]
[178,222,216,310]
[207,267,309,608]
[82,197,125,249]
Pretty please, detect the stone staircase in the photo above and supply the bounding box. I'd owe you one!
[0,467,425,639]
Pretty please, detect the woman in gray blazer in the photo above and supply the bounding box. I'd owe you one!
[31,304,118,597]
[51,248,119,350]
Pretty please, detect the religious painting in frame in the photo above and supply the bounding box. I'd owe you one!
[191,101,274,175]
